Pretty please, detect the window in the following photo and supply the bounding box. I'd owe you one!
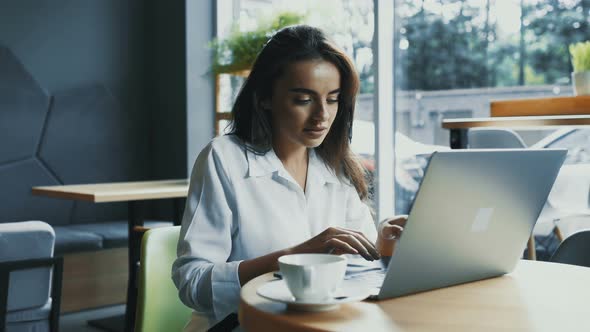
[216,0,590,221]
[536,128,590,164]
[216,0,379,206]
[393,0,590,214]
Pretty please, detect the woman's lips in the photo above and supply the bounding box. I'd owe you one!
[304,127,328,138]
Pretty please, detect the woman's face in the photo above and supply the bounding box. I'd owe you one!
[266,59,341,152]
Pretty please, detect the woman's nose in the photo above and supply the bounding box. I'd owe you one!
[313,102,330,121]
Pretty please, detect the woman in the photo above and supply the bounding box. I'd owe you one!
[173,25,407,331]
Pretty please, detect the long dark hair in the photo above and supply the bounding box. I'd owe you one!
[229,25,368,199]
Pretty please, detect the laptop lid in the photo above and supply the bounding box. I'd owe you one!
[377,148,567,299]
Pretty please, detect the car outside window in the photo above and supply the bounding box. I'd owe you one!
[544,129,590,165]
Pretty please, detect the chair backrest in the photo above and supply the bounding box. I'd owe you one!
[549,230,590,267]
[0,221,54,311]
[468,128,527,149]
[135,226,192,332]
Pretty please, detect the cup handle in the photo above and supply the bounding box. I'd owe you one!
[302,266,314,289]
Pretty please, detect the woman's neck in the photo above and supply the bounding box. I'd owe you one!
[273,142,307,168]
[273,141,309,190]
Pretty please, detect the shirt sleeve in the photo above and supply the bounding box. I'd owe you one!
[344,185,378,243]
[172,141,242,323]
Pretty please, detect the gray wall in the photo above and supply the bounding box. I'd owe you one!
[0,0,191,224]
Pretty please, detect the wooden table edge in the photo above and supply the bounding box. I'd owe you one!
[442,115,590,129]
[239,261,590,332]
[31,187,97,202]
[31,180,189,203]
[239,273,332,332]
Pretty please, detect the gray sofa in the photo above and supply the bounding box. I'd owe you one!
[53,220,173,256]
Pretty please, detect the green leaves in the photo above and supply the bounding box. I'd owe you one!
[209,12,305,74]
[569,41,590,73]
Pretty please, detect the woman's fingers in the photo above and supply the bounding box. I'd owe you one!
[310,226,380,260]
[388,215,408,227]
[380,224,403,240]
[350,231,380,259]
[325,238,359,255]
[332,233,378,261]
[380,215,408,240]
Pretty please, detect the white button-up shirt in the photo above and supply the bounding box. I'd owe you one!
[172,134,377,329]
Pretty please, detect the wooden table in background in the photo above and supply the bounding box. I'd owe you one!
[442,114,590,148]
[443,95,590,149]
[32,179,189,332]
[239,260,590,332]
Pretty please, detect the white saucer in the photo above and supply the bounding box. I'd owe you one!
[256,279,372,312]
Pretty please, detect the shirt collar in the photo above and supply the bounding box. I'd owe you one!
[308,149,340,185]
[246,147,283,177]
[246,147,340,185]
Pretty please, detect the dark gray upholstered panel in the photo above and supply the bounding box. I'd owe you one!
[0,0,188,240]
[39,84,134,183]
[0,46,50,164]
[69,220,173,249]
[0,159,72,225]
[53,226,103,255]
[69,201,127,226]
[39,84,140,223]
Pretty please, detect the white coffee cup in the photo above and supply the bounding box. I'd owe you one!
[278,254,347,302]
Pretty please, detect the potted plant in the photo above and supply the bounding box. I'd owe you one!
[569,41,590,96]
[209,12,305,75]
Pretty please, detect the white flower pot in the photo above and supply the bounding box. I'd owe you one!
[572,71,590,96]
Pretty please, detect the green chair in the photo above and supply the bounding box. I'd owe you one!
[135,226,192,332]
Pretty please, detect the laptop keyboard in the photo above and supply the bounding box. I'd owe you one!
[344,268,386,289]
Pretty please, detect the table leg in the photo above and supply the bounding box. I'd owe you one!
[88,201,143,332]
[173,198,185,226]
[125,201,143,332]
[450,128,468,149]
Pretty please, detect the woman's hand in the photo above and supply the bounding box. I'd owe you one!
[377,215,408,257]
[289,227,380,261]
[239,226,382,286]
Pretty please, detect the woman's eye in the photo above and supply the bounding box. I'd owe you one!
[327,98,339,104]
[294,99,312,105]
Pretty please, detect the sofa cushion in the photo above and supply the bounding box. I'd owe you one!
[7,298,51,323]
[6,319,49,332]
[53,226,103,255]
[69,220,173,249]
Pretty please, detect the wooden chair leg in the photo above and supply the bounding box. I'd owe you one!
[527,236,536,260]
[553,225,565,243]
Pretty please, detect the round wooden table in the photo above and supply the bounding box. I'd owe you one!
[239,260,590,331]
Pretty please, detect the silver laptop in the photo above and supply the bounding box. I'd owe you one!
[346,148,567,299]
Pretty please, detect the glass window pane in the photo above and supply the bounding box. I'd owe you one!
[223,0,377,206]
[393,0,590,214]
